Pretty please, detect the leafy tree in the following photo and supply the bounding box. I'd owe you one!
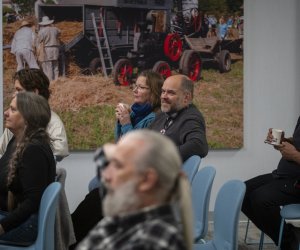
[198,0,243,17]
[3,6,14,15]
[226,0,243,13]
[11,0,35,15]
[11,0,57,15]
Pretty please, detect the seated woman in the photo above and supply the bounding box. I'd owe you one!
[0,92,56,244]
[0,68,68,214]
[0,68,69,161]
[115,70,163,139]
[88,70,164,191]
[71,70,164,248]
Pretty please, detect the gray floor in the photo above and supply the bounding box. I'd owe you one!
[236,221,276,249]
[205,214,277,250]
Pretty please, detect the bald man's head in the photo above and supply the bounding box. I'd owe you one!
[160,75,194,113]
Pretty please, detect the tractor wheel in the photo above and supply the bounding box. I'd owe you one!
[112,59,133,86]
[180,50,202,81]
[89,58,102,75]
[218,50,231,73]
[152,61,171,79]
[163,33,183,62]
[179,50,187,73]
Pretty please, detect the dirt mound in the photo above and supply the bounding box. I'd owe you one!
[49,76,134,111]
[3,18,133,111]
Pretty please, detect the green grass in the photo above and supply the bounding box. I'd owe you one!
[54,60,243,150]
[4,57,243,151]
[56,105,116,150]
[195,60,243,149]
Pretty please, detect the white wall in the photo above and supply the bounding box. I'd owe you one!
[201,0,300,209]
[1,0,300,212]
[0,1,3,134]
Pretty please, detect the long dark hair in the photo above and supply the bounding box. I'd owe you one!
[7,92,51,186]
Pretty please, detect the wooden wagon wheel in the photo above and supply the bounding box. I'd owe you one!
[112,59,133,86]
[179,50,202,81]
[152,61,171,79]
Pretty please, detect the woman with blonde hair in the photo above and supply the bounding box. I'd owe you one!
[115,70,164,140]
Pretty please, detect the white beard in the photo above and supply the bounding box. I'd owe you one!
[103,179,141,217]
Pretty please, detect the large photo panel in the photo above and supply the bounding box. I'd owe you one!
[3,0,243,150]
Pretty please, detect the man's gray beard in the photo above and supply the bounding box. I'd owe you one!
[103,179,141,217]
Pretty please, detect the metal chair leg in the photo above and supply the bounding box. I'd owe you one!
[277,218,285,250]
[244,219,250,243]
[259,231,265,250]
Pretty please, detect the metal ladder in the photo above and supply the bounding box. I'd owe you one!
[91,12,113,78]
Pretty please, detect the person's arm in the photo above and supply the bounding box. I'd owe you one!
[11,36,16,54]
[0,145,54,232]
[178,114,208,161]
[278,141,300,165]
[0,129,14,158]
[31,29,37,51]
[121,112,155,136]
[47,111,69,161]
[115,103,132,138]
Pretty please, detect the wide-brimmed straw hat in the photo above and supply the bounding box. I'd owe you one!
[19,20,30,29]
[39,16,54,26]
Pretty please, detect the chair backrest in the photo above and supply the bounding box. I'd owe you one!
[36,182,61,250]
[182,155,201,183]
[55,168,76,249]
[213,180,246,250]
[192,166,216,242]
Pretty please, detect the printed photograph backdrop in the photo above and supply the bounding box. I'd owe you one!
[2,0,243,150]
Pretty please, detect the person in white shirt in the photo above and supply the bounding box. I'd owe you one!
[36,16,61,81]
[0,68,69,161]
[11,20,39,72]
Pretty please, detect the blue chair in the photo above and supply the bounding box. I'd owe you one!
[182,155,201,183]
[194,180,246,250]
[0,182,61,250]
[88,155,202,191]
[88,176,100,192]
[278,203,300,250]
[192,166,216,243]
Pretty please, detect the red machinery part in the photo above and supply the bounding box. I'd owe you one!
[180,50,202,81]
[163,33,183,62]
[112,59,133,86]
[152,61,171,79]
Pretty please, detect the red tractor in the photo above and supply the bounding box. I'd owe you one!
[37,0,203,85]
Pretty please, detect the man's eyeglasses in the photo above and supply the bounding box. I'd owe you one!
[132,84,150,91]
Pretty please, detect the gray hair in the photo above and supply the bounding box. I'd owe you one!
[124,130,182,202]
[122,130,194,250]
[180,75,194,99]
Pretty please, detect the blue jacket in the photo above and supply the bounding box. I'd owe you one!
[114,112,155,141]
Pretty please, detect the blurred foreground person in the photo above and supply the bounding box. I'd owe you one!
[76,130,193,250]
